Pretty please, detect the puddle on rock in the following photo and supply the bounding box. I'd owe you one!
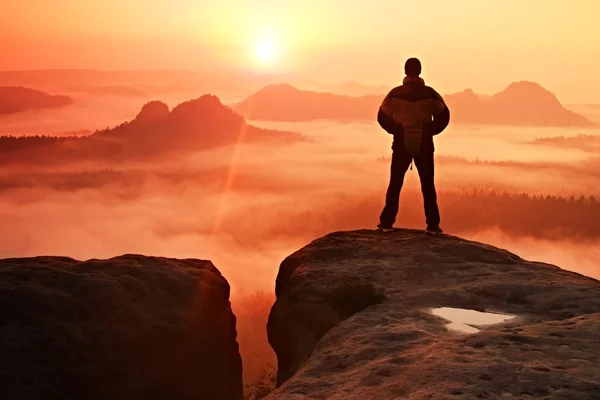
[431,307,516,334]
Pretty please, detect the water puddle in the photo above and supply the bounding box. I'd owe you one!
[431,307,516,334]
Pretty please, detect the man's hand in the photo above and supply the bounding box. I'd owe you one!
[425,106,450,136]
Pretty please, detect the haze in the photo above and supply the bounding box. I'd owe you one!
[2,1,600,102]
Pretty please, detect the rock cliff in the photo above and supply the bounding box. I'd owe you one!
[267,229,600,399]
[0,255,242,400]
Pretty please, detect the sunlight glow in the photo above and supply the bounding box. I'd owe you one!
[255,37,278,62]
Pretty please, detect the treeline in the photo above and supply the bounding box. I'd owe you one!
[249,188,600,245]
[376,154,559,169]
[529,134,600,152]
[2,165,600,242]
[439,189,600,240]
[531,134,600,144]
[0,134,82,144]
[0,167,304,194]
[0,134,132,165]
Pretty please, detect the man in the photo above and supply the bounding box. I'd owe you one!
[376,57,450,234]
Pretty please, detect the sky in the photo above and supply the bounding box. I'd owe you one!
[2,0,600,102]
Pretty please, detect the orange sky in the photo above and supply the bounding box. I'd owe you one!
[2,0,600,102]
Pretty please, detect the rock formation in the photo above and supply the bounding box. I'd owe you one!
[0,255,243,400]
[99,94,303,148]
[133,100,171,124]
[0,94,304,165]
[267,229,600,399]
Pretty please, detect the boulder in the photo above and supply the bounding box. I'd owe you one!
[0,255,242,400]
[267,230,600,399]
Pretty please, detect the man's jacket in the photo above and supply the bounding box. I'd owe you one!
[377,77,450,154]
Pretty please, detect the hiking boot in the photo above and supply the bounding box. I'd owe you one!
[377,223,394,233]
[426,225,443,234]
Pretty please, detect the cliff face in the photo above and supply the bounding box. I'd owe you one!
[267,230,600,399]
[0,255,243,400]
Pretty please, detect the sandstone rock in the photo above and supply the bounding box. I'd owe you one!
[0,255,242,400]
[267,230,600,399]
[134,100,170,124]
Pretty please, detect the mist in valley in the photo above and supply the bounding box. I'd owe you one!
[2,89,600,385]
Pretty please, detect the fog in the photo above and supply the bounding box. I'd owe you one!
[2,95,600,285]
[1,90,599,384]
[3,114,600,282]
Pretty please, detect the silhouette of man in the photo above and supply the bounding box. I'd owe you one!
[377,57,450,234]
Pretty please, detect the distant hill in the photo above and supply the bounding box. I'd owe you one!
[0,69,292,98]
[445,82,594,127]
[65,85,150,97]
[0,86,73,114]
[234,81,594,127]
[95,95,303,148]
[233,84,380,122]
[316,81,389,97]
[0,95,304,165]
[0,69,217,87]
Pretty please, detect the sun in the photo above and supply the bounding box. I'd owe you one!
[255,38,278,62]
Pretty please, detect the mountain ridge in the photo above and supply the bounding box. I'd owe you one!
[233,81,594,127]
[0,94,304,165]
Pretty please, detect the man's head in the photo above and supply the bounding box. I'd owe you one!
[404,57,422,77]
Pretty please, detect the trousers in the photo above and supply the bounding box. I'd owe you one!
[379,151,440,228]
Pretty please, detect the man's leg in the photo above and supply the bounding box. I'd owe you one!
[414,152,441,228]
[379,151,412,227]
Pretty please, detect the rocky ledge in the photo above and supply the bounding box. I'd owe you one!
[0,255,242,400]
[267,229,600,399]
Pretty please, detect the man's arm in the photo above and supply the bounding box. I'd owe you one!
[377,89,405,135]
[377,106,404,135]
[424,88,450,136]
[427,105,450,136]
